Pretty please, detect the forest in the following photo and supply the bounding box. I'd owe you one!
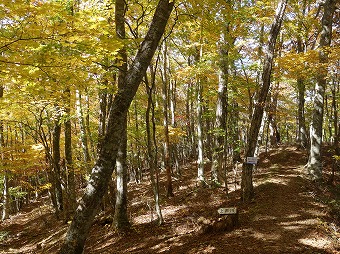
[0,0,339,253]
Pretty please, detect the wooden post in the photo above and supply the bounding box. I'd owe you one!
[198,207,239,234]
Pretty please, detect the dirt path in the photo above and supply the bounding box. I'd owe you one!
[130,147,337,254]
[0,146,338,253]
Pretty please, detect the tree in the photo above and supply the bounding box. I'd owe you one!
[145,64,164,225]
[296,0,309,149]
[75,90,91,169]
[160,40,174,197]
[241,0,288,202]
[307,0,336,181]
[196,15,206,187]
[51,108,63,217]
[210,46,228,186]
[0,85,10,221]
[64,88,76,218]
[113,0,130,230]
[58,1,174,253]
[210,0,235,187]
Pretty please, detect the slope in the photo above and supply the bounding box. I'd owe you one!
[0,146,339,253]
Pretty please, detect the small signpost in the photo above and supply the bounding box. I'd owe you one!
[246,157,258,165]
[198,207,239,233]
[217,207,237,215]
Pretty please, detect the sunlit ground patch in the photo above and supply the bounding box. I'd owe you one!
[150,235,184,252]
[280,218,320,226]
[132,205,186,224]
[253,214,277,221]
[299,235,333,249]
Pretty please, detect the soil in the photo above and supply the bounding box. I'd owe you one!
[0,146,339,254]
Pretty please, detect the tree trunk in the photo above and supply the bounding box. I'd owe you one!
[146,67,163,224]
[331,80,339,148]
[2,173,10,220]
[241,0,287,202]
[1,141,10,221]
[113,0,130,230]
[64,88,76,218]
[58,1,173,253]
[161,41,174,197]
[133,100,142,182]
[297,77,308,148]
[0,86,9,221]
[197,78,205,186]
[52,111,63,217]
[84,90,95,159]
[185,81,195,161]
[296,0,308,148]
[196,22,206,187]
[269,87,279,146]
[114,116,130,229]
[98,88,107,139]
[211,30,230,186]
[330,78,340,183]
[75,90,90,168]
[170,76,180,175]
[307,0,336,181]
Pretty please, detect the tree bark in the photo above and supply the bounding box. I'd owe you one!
[307,0,336,181]
[132,100,142,182]
[98,88,107,139]
[64,88,76,218]
[197,77,205,186]
[185,81,196,161]
[296,0,308,148]
[84,91,95,159]
[331,80,339,148]
[146,67,163,224]
[269,87,279,146]
[169,71,180,175]
[113,0,130,230]
[241,0,288,202]
[297,77,308,148]
[2,173,9,220]
[211,29,230,186]
[196,22,206,187]
[161,41,174,197]
[75,90,90,168]
[58,1,174,253]
[52,111,63,217]
[0,85,9,220]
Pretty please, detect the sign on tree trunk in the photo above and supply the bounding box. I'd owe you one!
[246,157,258,165]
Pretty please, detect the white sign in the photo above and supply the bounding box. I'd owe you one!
[246,157,258,164]
[217,207,237,215]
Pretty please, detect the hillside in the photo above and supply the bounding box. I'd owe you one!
[0,146,339,254]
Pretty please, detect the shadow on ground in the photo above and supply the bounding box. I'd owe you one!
[0,146,338,254]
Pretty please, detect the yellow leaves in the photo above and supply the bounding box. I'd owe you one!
[38,183,52,191]
[168,126,187,144]
[333,155,340,161]
[155,125,186,144]
[0,0,123,96]
[250,0,276,24]
[277,45,338,82]
[16,182,51,193]
[328,46,340,71]
[0,142,46,176]
[277,50,319,79]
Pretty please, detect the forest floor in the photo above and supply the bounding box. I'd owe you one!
[0,145,339,254]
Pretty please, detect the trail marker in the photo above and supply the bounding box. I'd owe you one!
[217,207,237,215]
[246,157,258,164]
